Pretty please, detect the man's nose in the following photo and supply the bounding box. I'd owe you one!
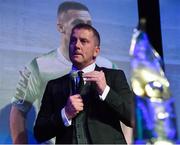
[75,40,81,49]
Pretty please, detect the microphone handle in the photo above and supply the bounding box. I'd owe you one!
[71,76,78,95]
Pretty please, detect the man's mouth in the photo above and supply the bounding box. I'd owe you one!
[74,52,82,56]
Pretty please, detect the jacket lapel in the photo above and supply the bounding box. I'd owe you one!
[94,65,102,71]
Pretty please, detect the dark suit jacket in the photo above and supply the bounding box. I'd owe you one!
[34,65,133,144]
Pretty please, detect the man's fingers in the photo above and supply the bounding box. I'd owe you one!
[83,71,101,77]
[83,70,107,95]
[76,105,84,112]
[65,101,84,119]
[68,95,84,112]
[83,71,104,80]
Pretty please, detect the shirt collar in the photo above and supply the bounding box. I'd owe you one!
[71,63,96,73]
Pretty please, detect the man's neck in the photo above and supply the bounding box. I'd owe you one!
[59,36,70,61]
[59,46,70,61]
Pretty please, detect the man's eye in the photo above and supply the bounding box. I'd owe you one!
[81,39,88,44]
[70,37,77,44]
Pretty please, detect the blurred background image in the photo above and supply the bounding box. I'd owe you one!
[0,0,179,143]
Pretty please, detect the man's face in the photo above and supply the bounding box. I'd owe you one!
[69,28,100,69]
[58,9,92,45]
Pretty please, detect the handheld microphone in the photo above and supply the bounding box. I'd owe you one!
[70,71,79,95]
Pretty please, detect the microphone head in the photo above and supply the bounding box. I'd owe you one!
[70,70,79,80]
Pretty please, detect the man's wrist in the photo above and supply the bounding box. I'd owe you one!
[99,85,110,100]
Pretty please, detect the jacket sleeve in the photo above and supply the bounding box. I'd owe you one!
[104,69,133,127]
[33,81,66,143]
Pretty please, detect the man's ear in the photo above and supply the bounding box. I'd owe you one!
[93,46,100,59]
[57,23,65,33]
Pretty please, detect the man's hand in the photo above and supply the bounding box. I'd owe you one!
[65,94,84,119]
[83,70,107,95]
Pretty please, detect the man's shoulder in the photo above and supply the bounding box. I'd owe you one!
[98,66,127,83]
[29,49,71,75]
[36,49,57,62]
[99,65,124,75]
[27,50,56,66]
[23,50,57,74]
[47,74,69,88]
[47,73,69,85]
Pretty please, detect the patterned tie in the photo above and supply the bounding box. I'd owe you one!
[73,70,90,144]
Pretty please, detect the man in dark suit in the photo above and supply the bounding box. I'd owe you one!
[34,23,133,144]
